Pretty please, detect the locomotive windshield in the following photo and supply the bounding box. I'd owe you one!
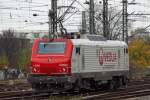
[38,42,66,54]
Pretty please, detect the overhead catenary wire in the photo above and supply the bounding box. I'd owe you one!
[58,0,77,21]
[0,0,150,32]
[1,0,48,5]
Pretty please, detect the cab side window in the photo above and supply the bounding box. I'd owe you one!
[126,48,128,53]
[124,48,128,54]
[76,47,80,55]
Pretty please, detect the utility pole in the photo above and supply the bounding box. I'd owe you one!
[48,10,52,38]
[49,0,57,38]
[89,0,95,34]
[82,11,86,34]
[103,0,109,39]
[122,0,128,43]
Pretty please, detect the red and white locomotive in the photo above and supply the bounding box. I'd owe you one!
[28,36,129,92]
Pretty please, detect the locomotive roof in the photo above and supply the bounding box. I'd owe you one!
[34,38,127,47]
[71,39,127,47]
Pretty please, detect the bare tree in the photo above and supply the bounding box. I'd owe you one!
[2,29,16,38]
[94,5,132,40]
[0,29,30,69]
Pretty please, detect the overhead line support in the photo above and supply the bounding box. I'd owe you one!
[89,0,95,34]
[103,0,109,39]
[49,0,57,38]
[122,0,128,43]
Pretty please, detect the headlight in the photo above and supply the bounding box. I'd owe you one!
[60,67,67,73]
[33,67,37,72]
[32,67,40,73]
[62,67,66,72]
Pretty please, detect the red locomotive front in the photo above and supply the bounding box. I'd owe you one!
[28,38,73,91]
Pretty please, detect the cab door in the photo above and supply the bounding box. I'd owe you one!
[72,46,81,73]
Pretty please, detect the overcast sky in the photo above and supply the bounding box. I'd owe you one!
[0,0,150,33]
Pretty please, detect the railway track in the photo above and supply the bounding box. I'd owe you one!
[81,77,150,100]
[0,90,49,100]
[1,77,150,100]
[0,79,31,92]
[0,84,31,92]
[81,89,150,100]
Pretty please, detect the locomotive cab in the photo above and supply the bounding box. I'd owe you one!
[28,38,73,91]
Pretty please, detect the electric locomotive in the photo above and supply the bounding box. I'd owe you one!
[28,36,129,92]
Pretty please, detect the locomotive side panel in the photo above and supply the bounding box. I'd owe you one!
[71,41,129,81]
[85,45,127,80]
[81,46,128,71]
[84,46,109,70]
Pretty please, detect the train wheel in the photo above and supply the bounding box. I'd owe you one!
[117,77,123,88]
[32,83,48,92]
[64,82,74,92]
[32,84,41,91]
[122,76,128,85]
[109,80,114,90]
[72,80,81,92]
[109,79,118,90]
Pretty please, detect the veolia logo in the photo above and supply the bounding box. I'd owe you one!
[99,48,117,65]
